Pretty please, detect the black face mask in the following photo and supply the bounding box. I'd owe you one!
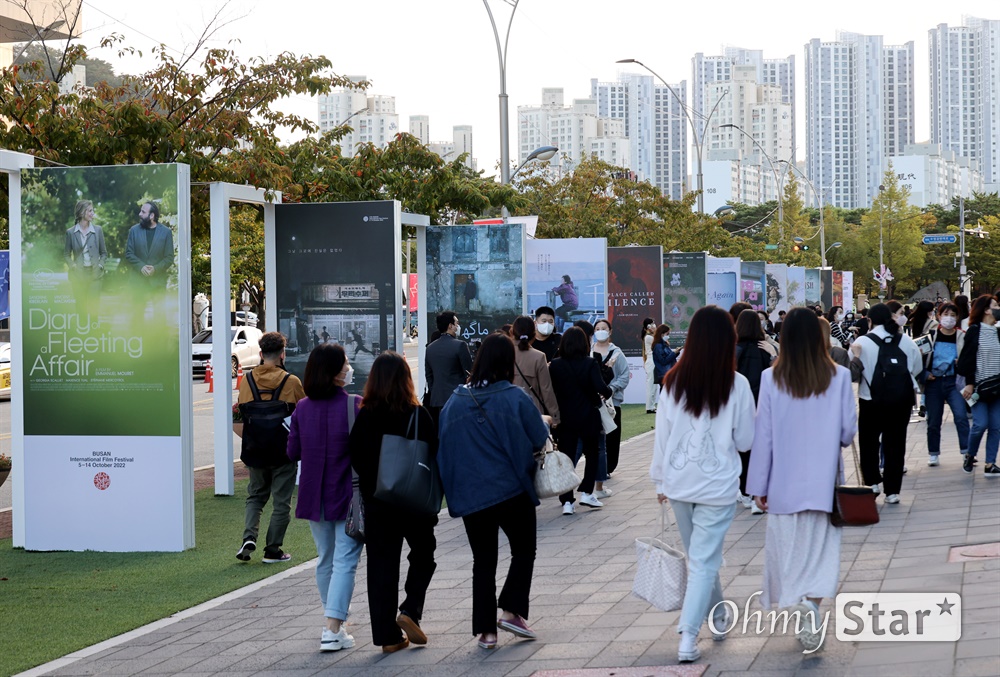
[992,309,1000,322]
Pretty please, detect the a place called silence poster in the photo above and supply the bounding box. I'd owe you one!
[274,201,401,396]
[608,246,662,405]
[663,252,706,350]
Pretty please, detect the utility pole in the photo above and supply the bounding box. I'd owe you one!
[958,196,969,296]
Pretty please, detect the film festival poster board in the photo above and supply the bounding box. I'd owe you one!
[274,201,401,396]
[820,269,833,311]
[832,271,844,309]
[786,266,806,308]
[662,252,707,350]
[608,246,662,405]
[740,261,767,311]
[16,164,193,551]
[526,238,607,332]
[804,268,821,307]
[707,256,741,310]
[765,264,788,323]
[0,250,9,320]
[843,271,855,312]
[423,222,526,347]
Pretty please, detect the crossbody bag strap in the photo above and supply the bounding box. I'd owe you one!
[513,359,549,416]
[347,394,360,488]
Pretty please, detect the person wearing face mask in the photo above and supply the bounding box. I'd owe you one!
[235,331,306,565]
[957,295,1000,476]
[909,300,939,418]
[592,319,630,481]
[287,343,364,652]
[642,318,658,413]
[921,304,968,467]
[530,306,562,363]
[652,324,677,387]
[425,311,473,423]
[825,306,850,349]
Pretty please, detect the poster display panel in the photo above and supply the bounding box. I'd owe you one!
[843,272,855,312]
[526,238,606,332]
[707,256,740,309]
[662,252,707,350]
[832,271,844,309]
[765,263,788,323]
[805,269,821,307]
[0,250,9,320]
[424,223,526,347]
[275,201,401,395]
[786,266,806,308]
[608,246,662,405]
[740,261,767,311]
[17,164,192,551]
[820,269,833,311]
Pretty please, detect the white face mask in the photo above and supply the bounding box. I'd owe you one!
[939,315,957,329]
[536,321,554,336]
[835,312,843,321]
[454,324,461,337]
[594,329,610,342]
[662,335,670,343]
[341,365,354,387]
[895,315,907,327]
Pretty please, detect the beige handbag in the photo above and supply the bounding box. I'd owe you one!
[632,503,687,612]
[533,437,581,498]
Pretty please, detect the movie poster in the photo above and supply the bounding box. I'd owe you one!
[805,268,821,307]
[765,263,788,323]
[786,266,806,308]
[0,250,9,320]
[609,246,662,405]
[424,223,526,349]
[707,256,740,310]
[820,269,833,311]
[526,238,607,332]
[16,164,193,551]
[843,271,855,312]
[663,252,707,349]
[275,202,401,396]
[832,271,844,309]
[740,261,767,311]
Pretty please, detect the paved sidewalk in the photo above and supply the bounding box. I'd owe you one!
[24,414,1000,677]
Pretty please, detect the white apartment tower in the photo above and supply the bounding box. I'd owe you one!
[805,32,914,209]
[317,76,400,157]
[884,43,916,158]
[409,115,430,145]
[929,17,1000,192]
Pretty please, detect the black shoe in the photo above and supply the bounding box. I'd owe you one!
[984,464,1000,477]
[963,455,975,474]
[918,405,926,417]
[236,540,256,561]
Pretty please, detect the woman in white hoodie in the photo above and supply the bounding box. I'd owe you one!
[650,306,756,664]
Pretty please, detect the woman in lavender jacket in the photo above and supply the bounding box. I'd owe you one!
[746,308,857,653]
[287,343,363,653]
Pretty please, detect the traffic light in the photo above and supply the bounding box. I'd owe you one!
[792,244,810,252]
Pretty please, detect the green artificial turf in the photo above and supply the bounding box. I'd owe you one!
[0,480,318,676]
[620,403,656,442]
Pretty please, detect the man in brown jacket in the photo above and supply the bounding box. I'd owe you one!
[236,332,305,564]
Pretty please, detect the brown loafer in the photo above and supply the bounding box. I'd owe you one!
[382,637,409,653]
[396,612,427,645]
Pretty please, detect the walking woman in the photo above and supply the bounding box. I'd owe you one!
[958,295,1000,476]
[437,334,550,649]
[348,352,439,653]
[642,318,658,413]
[510,315,561,427]
[652,324,677,387]
[549,327,614,514]
[848,303,922,504]
[923,303,969,467]
[593,319,630,476]
[287,344,363,652]
[735,309,775,515]
[650,306,756,663]
[825,306,850,349]
[746,308,857,652]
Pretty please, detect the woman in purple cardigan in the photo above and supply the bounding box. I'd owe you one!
[287,343,363,653]
[746,308,857,653]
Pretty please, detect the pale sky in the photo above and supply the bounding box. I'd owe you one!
[76,0,997,179]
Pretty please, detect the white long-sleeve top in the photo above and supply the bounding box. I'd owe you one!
[853,325,923,401]
[650,373,756,505]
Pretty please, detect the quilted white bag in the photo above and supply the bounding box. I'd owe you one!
[598,398,618,434]
[533,438,581,499]
[632,504,687,612]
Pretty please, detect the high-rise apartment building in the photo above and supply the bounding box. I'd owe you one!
[884,42,916,157]
[891,143,984,208]
[929,17,1000,192]
[427,125,476,170]
[408,115,430,145]
[317,76,400,157]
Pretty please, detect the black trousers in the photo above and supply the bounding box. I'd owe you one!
[556,425,600,503]
[363,497,438,646]
[858,398,912,495]
[739,450,751,496]
[461,492,536,635]
[606,406,623,475]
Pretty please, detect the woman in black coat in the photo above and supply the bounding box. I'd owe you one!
[548,326,613,514]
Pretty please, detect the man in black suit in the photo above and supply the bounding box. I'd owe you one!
[124,201,174,322]
[424,310,472,421]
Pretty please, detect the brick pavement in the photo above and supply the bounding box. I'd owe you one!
[20,413,1000,677]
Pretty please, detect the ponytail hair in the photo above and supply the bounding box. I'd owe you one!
[512,315,535,352]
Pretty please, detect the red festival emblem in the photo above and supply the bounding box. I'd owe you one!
[94,472,111,491]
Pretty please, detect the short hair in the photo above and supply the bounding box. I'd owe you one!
[778,310,786,317]
[594,318,612,331]
[559,326,591,359]
[75,200,93,223]
[362,352,419,413]
[562,274,572,284]
[258,332,286,360]
[938,303,959,317]
[512,316,535,352]
[468,333,514,386]
[142,201,160,222]
[303,343,347,400]
[535,306,555,319]
[574,320,595,339]
[736,309,765,342]
[435,311,457,334]
[729,302,752,325]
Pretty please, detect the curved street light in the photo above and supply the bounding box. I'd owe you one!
[511,145,558,181]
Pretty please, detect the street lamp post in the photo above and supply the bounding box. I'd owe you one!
[617,58,727,214]
[483,0,519,186]
[779,160,828,267]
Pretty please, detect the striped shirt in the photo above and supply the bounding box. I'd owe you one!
[976,323,1000,383]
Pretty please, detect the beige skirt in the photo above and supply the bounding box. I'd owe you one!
[761,510,841,608]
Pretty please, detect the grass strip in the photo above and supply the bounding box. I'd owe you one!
[620,403,655,442]
[0,480,317,676]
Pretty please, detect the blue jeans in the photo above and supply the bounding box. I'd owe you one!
[967,398,1000,465]
[670,500,736,635]
[575,435,608,482]
[924,375,970,456]
[309,514,364,621]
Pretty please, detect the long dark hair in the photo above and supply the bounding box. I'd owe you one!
[868,303,898,335]
[641,317,656,344]
[954,295,970,321]
[362,352,419,412]
[512,316,535,352]
[662,306,736,417]
[736,309,765,342]
[969,295,996,325]
[652,323,670,345]
[468,333,515,386]
[910,300,936,337]
[303,343,347,400]
[773,308,835,399]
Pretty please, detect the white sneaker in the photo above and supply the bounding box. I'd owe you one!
[677,631,700,663]
[928,455,940,467]
[871,483,881,495]
[562,502,575,515]
[792,600,823,652]
[320,627,354,652]
[594,488,613,499]
[885,494,900,504]
[578,493,604,508]
[737,494,754,509]
[711,605,732,641]
[750,502,765,515]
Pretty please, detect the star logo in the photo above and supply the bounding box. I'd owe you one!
[937,598,955,615]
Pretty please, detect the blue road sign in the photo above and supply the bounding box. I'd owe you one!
[922,234,957,245]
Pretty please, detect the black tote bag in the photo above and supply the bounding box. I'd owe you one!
[374,408,443,515]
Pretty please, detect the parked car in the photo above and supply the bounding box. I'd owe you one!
[205,310,258,328]
[0,343,9,399]
[192,327,263,377]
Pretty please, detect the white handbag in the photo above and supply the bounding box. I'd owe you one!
[533,437,581,498]
[632,503,687,612]
[598,398,618,434]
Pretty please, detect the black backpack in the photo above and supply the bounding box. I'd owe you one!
[595,349,616,384]
[865,334,916,407]
[239,371,296,468]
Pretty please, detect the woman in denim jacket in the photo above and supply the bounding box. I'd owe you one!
[437,333,550,650]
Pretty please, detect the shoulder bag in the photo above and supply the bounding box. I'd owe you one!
[975,374,1000,402]
[514,358,549,416]
[374,408,443,515]
[632,502,687,612]
[343,395,366,541]
[533,435,581,498]
[830,441,880,528]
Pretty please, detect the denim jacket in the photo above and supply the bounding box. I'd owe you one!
[437,381,550,518]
